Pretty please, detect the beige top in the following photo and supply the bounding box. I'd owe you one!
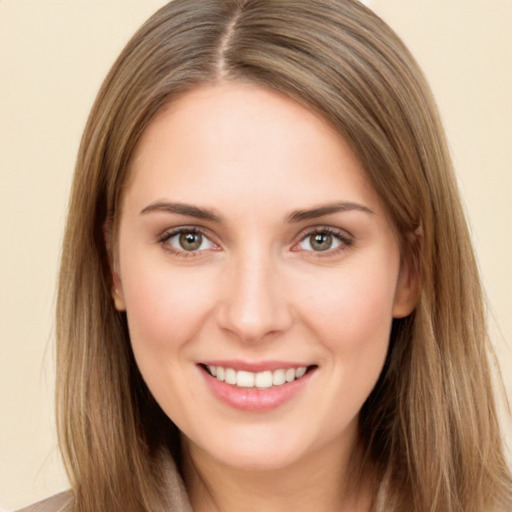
[16,492,72,512]
[16,452,388,511]
[15,453,193,512]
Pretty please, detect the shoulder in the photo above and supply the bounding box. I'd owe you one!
[16,491,72,512]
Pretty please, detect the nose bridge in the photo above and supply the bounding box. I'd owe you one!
[217,243,291,342]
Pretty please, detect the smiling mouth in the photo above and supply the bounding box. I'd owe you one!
[200,364,317,389]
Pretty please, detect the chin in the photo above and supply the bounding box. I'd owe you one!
[211,445,306,473]
[183,419,350,474]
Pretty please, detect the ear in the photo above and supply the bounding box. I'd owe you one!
[392,231,421,318]
[112,284,127,312]
[104,219,126,312]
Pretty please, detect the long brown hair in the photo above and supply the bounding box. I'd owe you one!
[56,1,512,510]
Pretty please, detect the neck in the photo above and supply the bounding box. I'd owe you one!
[181,436,375,512]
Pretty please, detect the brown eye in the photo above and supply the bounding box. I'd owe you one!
[309,233,333,251]
[179,232,203,251]
[161,229,216,254]
[296,229,350,253]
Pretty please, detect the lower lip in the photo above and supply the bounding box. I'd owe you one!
[200,367,315,412]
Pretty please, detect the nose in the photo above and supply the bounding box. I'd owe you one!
[216,249,293,343]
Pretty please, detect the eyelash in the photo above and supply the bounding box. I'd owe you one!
[156,226,353,257]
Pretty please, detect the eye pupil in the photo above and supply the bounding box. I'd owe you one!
[310,233,332,251]
[179,232,202,251]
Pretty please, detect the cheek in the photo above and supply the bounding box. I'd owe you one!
[310,257,397,324]
[303,255,399,375]
[120,258,219,414]
[305,265,397,434]
[120,253,217,356]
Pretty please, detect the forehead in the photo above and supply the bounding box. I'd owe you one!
[124,82,381,216]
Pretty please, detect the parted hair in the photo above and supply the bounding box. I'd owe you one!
[56,1,512,510]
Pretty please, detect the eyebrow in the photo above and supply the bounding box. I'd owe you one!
[287,202,374,223]
[140,200,373,224]
[140,200,222,222]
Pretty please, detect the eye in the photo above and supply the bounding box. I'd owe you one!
[159,228,217,254]
[295,228,352,253]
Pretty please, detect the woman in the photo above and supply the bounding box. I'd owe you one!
[20,0,511,511]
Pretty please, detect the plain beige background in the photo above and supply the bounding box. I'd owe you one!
[1,1,511,509]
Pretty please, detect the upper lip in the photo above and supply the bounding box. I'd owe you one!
[199,360,314,373]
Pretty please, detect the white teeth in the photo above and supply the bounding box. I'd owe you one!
[295,366,307,378]
[285,368,295,382]
[225,368,237,385]
[272,369,286,386]
[236,370,255,388]
[207,365,309,388]
[255,371,273,388]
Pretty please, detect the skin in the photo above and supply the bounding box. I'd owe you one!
[112,83,418,512]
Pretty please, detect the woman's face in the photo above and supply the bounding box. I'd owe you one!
[113,83,417,472]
